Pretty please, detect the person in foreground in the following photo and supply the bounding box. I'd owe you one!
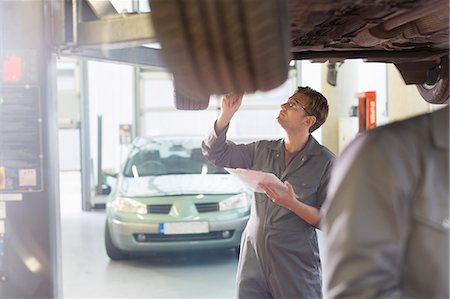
[322,105,449,298]
[202,87,335,299]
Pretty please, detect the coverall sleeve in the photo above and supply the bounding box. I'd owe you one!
[201,121,255,169]
[314,158,334,209]
[322,134,411,298]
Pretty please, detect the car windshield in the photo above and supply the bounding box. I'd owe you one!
[123,142,227,177]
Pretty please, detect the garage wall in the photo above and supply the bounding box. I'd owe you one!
[87,61,134,173]
[321,60,444,155]
[299,61,323,143]
[139,70,297,143]
[321,60,388,155]
[139,71,220,137]
[387,64,434,121]
[57,60,81,171]
[228,77,296,141]
[321,61,361,155]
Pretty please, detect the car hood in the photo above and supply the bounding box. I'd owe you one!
[119,174,245,197]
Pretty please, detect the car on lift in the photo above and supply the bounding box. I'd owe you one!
[150,0,449,109]
[104,136,251,260]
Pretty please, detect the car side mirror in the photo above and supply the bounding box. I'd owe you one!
[103,169,118,178]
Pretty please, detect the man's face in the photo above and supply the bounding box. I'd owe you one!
[277,94,316,132]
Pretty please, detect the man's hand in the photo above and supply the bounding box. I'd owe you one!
[216,93,243,132]
[259,181,297,211]
[259,181,321,226]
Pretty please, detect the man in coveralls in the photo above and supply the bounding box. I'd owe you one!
[202,87,335,298]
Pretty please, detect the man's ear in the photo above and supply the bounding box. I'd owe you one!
[306,116,317,129]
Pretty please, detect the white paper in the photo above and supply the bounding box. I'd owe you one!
[19,169,37,186]
[225,168,287,193]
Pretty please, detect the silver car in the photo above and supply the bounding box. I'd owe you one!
[105,136,251,260]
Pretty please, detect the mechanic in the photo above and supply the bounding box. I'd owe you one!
[202,86,335,298]
[322,106,449,298]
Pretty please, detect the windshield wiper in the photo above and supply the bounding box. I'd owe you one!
[165,171,192,175]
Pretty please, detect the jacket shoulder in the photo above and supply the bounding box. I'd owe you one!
[320,145,336,161]
[254,138,282,148]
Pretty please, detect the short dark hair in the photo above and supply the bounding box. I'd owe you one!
[294,86,329,132]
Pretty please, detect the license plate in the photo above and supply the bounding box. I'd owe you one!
[159,222,209,235]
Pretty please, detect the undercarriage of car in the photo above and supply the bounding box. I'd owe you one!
[150,0,449,108]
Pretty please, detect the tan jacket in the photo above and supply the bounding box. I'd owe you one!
[322,106,449,298]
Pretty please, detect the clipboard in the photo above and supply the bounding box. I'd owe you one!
[225,167,287,193]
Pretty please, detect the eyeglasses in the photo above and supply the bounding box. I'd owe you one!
[286,99,315,117]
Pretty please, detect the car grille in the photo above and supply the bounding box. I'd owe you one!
[147,204,172,214]
[195,202,219,213]
[133,231,234,242]
[147,203,220,214]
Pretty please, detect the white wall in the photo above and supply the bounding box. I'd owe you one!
[387,64,435,121]
[87,61,134,173]
[357,61,388,126]
[321,60,388,154]
[57,60,81,171]
[140,70,297,143]
[300,61,323,143]
[139,72,221,137]
[58,129,80,171]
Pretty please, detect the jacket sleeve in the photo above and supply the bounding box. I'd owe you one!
[201,121,255,169]
[315,157,334,210]
[322,133,412,298]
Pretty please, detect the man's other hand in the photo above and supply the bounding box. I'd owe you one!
[216,93,243,132]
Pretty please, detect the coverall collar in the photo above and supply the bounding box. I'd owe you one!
[273,135,323,181]
[270,135,321,156]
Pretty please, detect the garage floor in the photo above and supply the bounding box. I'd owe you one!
[60,171,238,299]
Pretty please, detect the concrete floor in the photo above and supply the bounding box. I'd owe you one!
[60,171,238,299]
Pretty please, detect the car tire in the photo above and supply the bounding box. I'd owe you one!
[151,0,290,108]
[174,87,210,110]
[105,220,128,260]
[416,55,449,104]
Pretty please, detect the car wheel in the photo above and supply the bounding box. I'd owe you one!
[416,55,449,104]
[151,0,290,107]
[105,220,128,260]
[174,87,210,110]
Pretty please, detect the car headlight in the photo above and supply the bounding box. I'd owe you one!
[111,197,147,214]
[219,193,250,211]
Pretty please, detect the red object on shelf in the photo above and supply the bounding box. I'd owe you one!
[3,55,22,82]
[358,91,376,132]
